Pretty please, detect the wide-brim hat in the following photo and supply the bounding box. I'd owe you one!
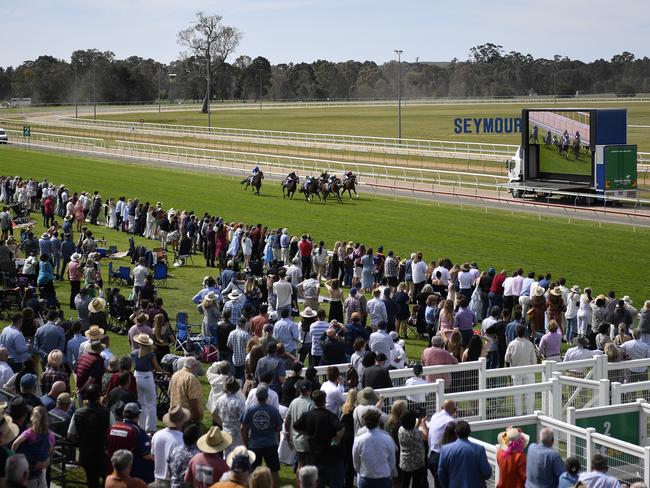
[85,325,104,340]
[228,290,242,300]
[197,426,233,454]
[596,294,607,302]
[550,286,562,297]
[89,340,105,353]
[64,215,73,221]
[133,333,154,347]
[88,297,106,314]
[70,253,82,262]
[41,233,50,240]
[498,427,530,449]
[623,296,633,305]
[357,387,379,406]
[226,445,256,467]
[135,313,149,324]
[570,285,581,293]
[300,307,317,318]
[533,286,545,297]
[203,292,218,304]
[460,263,470,272]
[162,405,190,429]
[0,406,19,446]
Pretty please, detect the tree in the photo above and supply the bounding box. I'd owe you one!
[177,12,242,113]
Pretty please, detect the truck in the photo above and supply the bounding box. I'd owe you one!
[505,108,637,201]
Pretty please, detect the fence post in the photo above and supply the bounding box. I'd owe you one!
[542,360,556,382]
[611,382,622,405]
[597,379,610,406]
[477,358,487,418]
[549,378,562,420]
[435,379,445,412]
[644,446,650,487]
[595,354,607,381]
[566,407,575,457]
[585,427,596,470]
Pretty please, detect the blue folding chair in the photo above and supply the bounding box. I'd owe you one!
[118,266,131,287]
[153,262,168,287]
[107,261,121,285]
[173,312,202,356]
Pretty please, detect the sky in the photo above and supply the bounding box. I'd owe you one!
[1,0,649,67]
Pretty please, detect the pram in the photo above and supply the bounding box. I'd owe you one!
[154,371,170,421]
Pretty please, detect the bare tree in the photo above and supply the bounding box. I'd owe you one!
[178,12,242,113]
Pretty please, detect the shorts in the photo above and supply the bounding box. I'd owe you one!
[252,446,281,472]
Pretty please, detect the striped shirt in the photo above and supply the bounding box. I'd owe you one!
[384,256,398,278]
[227,327,251,367]
[310,321,330,356]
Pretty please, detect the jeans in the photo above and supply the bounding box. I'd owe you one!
[488,292,503,312]
[134,370,157,432]
[358,477,392,488]
[486,350,499,369]
[317,462,344,488]
[566,316,577,342]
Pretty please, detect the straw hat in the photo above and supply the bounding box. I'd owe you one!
[226,445,256,467]
[570,285,581,293]
[88,297,106,314]
[64,214,73,222]
[550,286,562,297]
[228,290,242,300]
[533,286,545,297]
[0,403,19,446]
[300,307,317,318]
[460,263,470,272]
[162,405,190,429]
[85,325,105,340]
[70,252,82,262]
[133,333,154,347]
[41,233,50,240]
[134,313,149,324]
[357,387,379,406]
[497,427,530,449]
[197,426,232,454]
[623,296,633,305]
[203,292,218,304]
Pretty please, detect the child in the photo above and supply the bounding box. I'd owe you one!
[11,406,55,486]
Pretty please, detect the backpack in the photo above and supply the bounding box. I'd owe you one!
[346,363,359,389]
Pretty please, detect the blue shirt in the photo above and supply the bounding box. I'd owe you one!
[241,402,283,449]
[353,428,397,480]
[438,439,492,488]
[558,472,580,488]
[505,320,527,344]
[33,322,66,360]
[525,443,565,488]
[40,394,56,411]
[191,286,222,304]
[273,318,299,353]
[0,326,31,363]
[37,261,54,285]
[521,278,534,297]
[61,240,76,260]
[255,356,286,395]
[280,234,290,249]
[66,334,86,368]
[453,307,476,331]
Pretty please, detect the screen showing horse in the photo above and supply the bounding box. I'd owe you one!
[527,110,592,177]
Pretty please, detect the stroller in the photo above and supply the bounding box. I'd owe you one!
[154,371,170,421]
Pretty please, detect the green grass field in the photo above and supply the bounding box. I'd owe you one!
[96,102,650,151]
[537,143,592,176]
[1,145,649,484]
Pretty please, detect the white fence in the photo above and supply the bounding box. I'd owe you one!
[5,129,105,149]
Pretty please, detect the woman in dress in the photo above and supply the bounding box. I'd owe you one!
[197,292,221,343]
[577,287,593,338]
[74,200,85,232]
[394,282,411,338]
[131,333,165,433]
[398,410,428,488]
[311,240,328,282]
[360,247,374,293]
[107,198,117,229]
[331,241,342,280]
[152,313,173,363]
[496,427,529,488]
[324,279,344,323]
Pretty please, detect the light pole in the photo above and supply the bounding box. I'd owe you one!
[158,70,162,113]
[258,69,263,110]
[73,67,78,118]
[394,49,403,141]
[92,62,97,120]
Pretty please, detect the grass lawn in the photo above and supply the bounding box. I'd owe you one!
[537,143,592,176]
[95,102,650,151]
[1,145,649,482]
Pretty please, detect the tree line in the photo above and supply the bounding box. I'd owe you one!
[0,35,648,105]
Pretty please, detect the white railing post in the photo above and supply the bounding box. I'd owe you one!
[611,382,622,405]
[549,378,563,420]
[566,407,576,457]
[478,357,487,417]
[542,360,556,382]
[595,353,607,381]
[585,427,596,470]
[597,379,610,406]
[435,379,445,412]
[644,446,650,487]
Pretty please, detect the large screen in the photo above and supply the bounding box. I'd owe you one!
[526,110,592,178]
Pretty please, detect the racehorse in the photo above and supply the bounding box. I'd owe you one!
[243,171,264,195]
[572,138,581,159]
[281,172,299,199]
[299,178,321,202]
[320,177,342,203]
[341,174,359,199]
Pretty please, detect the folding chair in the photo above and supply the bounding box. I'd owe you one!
[173,237,194,267]
[173,312,202,356]
[153,262,168,287]
[107,261,121,285]
[108,245,118,257]
[118,266,132,287]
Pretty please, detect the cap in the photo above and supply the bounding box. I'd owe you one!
[20,373,37,390]
[123,402,142,416]
[389,331,399,341]
[297,380,312,394]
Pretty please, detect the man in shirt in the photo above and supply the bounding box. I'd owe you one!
[362,353,393,390]
[320,367,346,416]
[411,253,428,297]
[294,390,345,488]
[297,273,320,312]
[65,321,86,373]
[131,257,149,298]
[105,450,147,488]
[502,271,517,314]
[383,251,399,292]
[343,289,361,325]
[366,289,387,331]
[0,313,30,371]
[0,348,13,387]
[488,269,507,312]
[525,428,565,488]
[241,385,283,488]
[33,309,66,367]
[107,402,154,484]
[40,381,66,411]
[150,406,189,488]
[75,340,105,401]
[285,380,314,472]
[578,453,622,488]
[298,234,313,278]
[352,408,396,487]
[185,426,232,488]
[481,306,501,369]
[273,269,293,316]
[309,309,330,366]
[421,336,458,385]
[504,325,537,416]
[368,321,393,362]
[168,357,204,422]
[620,328,650,382]
[273,308,299,355]
[453,296,477,347]
[255,342,286,398]
[427,399,457,488]
[519,271,535,317]
[19,373,43,409]
[223,290,246,324]
[227,317,251,380]
[286,257,303,286]
[437,420,491,488]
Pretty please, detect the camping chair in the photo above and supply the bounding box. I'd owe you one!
[173,236,194,267]
[118,266,132,287]
[108,245,118,257]
[173,312,202,356]
[152,247,167,264]
[153,262,168,287]
[107,261,121,285]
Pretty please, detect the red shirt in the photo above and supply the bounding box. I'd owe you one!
[250,314,268,337]
[76,352,104,390]
[44,198,54,215]
[421,347,458,384]
[185,452,229,488]
[490,273,507,295]
[298,239,313,257]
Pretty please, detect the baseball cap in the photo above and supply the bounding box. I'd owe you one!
[123,402,142,416]
[297,380,312,394]
[20,373,37,390]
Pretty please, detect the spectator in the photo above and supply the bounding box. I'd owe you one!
[352,408,397,488]
[504,325,537,416]
[213,377,247,456]
[151,406,190,487]
[421,336,458,384]
[525,428,565,488]
[558,457,581,488]
[321,325,347,366]
[32,309,65,366]
[285,380,314,473]
[294,389,345,488]
[18,374,43,409]
[538,320,562,361]
[227,317,251,381]
[613,323,632,347]
[0,349,10,388]
[321,366,346,416]
[0,406,19,485]
[298,465,319,488]
[105,450,147,488]
[211,448,255,488]
[273,308,300,355]
[427,400,457,488]
[620,329,650,382]
[250,466,274,488]
[40,349,69,397]
[389,331,407,369]
[254,342,286,398]
[168,356,204,422]
[578,453,621,487]
[5,454,29,488]
[362,353,393,390]
[167,423,201,488]
[367,289,388,331]
[398,409,428,488]
[75,340,105,401]
[39,380,66,412]
[241,385,283,488]
[246,371,281,411]
[11,406,55,488]
[608,300,633,333]
[438,420,491,488]
[496,427,528,488]
[206,360,230,414]
[185,426,232,488]
[309,309,330,366]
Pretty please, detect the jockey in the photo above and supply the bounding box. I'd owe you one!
[286,171,297,184]
[344,171,353,179]
[251,166,260,176]
[326,174,336,192]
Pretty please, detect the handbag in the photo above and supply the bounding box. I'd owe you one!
[278,430,295,465]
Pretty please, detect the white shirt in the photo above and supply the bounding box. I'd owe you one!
[578,470,622,488]
[369,330,394,359]
[273,279,293,309]
[428,409,455,452]
[563,346,603,362]
[411,261,427,284]
[504,338,537,367]
[458,271,474,290]
[503,277,515,296]
[320,380,345,416]
[366,298,387,327]
[511,275,524,296]
[241,237,252,256]
[151,427,183,480]
[432,266,450,286]
[132,264,148,287]
[245,385,280,411]
[405,376,427,403]
[390,342,407,369]
[565,292,580,319]
[286,265,302,285]
[0,361,13,387]
[481,316,497,335]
